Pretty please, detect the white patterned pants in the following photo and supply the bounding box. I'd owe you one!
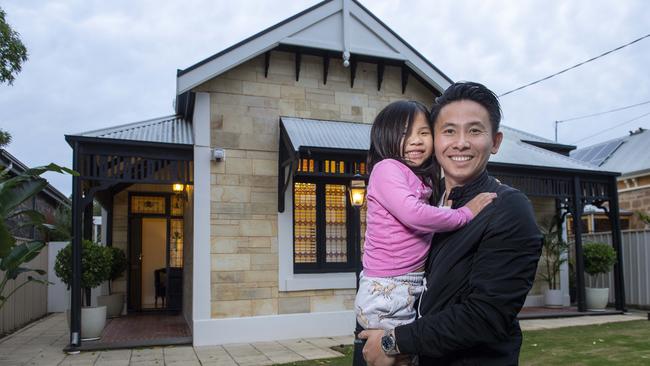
[354,271,425,330]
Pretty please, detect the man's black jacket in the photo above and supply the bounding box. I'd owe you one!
[395,171,542,365]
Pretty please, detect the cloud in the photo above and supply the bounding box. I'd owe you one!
[1,0,649,195]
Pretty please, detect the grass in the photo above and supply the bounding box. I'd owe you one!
[274,320,650,365]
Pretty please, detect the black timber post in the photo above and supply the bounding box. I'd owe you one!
[83,201,93,241]
[609,176,627,311]
[68,141,82,350]
[572,176,587,312]
[106,195,114,247]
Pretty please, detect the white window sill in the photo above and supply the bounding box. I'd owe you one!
[283,272,357,291]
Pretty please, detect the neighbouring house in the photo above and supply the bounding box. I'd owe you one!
[572,127,650,229]
[0,148,70,335]
[64,0,627,349]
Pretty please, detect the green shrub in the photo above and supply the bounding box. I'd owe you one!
[107,246,127,294]
[54,240,111,306]
[583,242,617,276]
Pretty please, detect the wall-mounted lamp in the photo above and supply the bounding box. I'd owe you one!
[172,183,185,193]
[212,148,226,161]
[348,177,366,208]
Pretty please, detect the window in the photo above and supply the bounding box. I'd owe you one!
[293,179,367,273]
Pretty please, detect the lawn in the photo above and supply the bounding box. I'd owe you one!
[274,320,650,365]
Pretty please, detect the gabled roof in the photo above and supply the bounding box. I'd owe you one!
[571,128,650,176]
[0,149,70,206]
[69,115,193,146]
[280,117,612,174]
[177,0,452,94]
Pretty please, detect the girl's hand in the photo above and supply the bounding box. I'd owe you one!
[464,192,497,216]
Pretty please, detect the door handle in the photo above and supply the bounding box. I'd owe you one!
[139,253,142,261]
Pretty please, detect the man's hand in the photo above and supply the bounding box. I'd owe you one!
[358,329,395,366]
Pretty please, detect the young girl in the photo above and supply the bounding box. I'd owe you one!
[355,100,495,335]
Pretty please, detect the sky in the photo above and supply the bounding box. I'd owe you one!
[1,0,649,196]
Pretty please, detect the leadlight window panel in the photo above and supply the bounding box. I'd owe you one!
[325,184,347,263]
[297,159,315,173]
[131,196,166,214]
[171,194,184,216]
[353,162,367,175]
[294,182,317,263]
[324,160,345,174]
[170,219,184,267]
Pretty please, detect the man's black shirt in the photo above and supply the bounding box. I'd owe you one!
[395,171,543,365]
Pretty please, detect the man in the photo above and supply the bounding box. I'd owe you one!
[360,81,543,365]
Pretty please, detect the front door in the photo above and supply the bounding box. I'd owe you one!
[141,218,167,309]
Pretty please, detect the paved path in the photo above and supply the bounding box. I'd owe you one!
[0,311,646,365]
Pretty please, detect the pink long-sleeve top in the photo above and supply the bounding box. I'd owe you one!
[362,159,474,277]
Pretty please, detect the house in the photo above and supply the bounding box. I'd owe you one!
[64,0,626,349]
[0,148,70,335]
[572,127,650,229]
[0,149,70,241]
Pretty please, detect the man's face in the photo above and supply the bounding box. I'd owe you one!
[433,100,503,190]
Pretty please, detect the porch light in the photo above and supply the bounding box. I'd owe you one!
[348,177,366,208]
[172,183,185,193]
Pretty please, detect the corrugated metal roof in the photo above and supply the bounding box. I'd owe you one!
[281,117,371,151]
[572,128,650,176]
[75,115,193,145]
[281,117,608,173]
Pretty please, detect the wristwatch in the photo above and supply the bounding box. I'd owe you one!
[381,329,400,355]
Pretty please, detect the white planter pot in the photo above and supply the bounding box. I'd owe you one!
[66,306,107,341]
[544,289,563,308]
[585,287,609,311]
[98,293,124,318]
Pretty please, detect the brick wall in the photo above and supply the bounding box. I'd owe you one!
[198,50,435,319]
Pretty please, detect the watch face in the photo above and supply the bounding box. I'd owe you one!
[381,334,395,352]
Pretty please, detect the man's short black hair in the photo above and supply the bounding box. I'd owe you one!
[430,81,502,135]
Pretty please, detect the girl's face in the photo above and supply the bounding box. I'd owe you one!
[401,112,434,168]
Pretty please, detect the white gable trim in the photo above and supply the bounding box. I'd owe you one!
[177,0,452,94]
[177,1,341,93]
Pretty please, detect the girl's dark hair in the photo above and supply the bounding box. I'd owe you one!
[367,100,440,197]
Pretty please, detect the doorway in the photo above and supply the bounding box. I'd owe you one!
[141,218,166,309]
[127,193,184,313]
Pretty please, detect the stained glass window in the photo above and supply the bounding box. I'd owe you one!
[131,196,165,214]
[294,183,317,263]
[171,194,184,216]
[170,219,184,267]
[325,185,347,263]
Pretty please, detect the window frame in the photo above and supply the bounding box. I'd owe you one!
[293,175,357,273]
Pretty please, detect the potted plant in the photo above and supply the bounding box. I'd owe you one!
[54,240,111,340]
[539,216,568,307]
[583,242,617,311]
[97,246,127,318]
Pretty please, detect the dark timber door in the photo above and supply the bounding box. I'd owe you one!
[128,217,143,311]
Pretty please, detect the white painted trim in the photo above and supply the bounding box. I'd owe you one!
[286,273,356,291]
[278,175,356,292]
[192,93,212,323]
[178,2,340,93]
[193,310,355,346]
[177,0,451,94]
[348,3,451,91]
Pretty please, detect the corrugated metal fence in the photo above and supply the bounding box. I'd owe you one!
[0,242,49,335]
[583,230,650,308]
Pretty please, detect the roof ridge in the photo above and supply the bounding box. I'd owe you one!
[512,138,600,170]
[501,124,555,143]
